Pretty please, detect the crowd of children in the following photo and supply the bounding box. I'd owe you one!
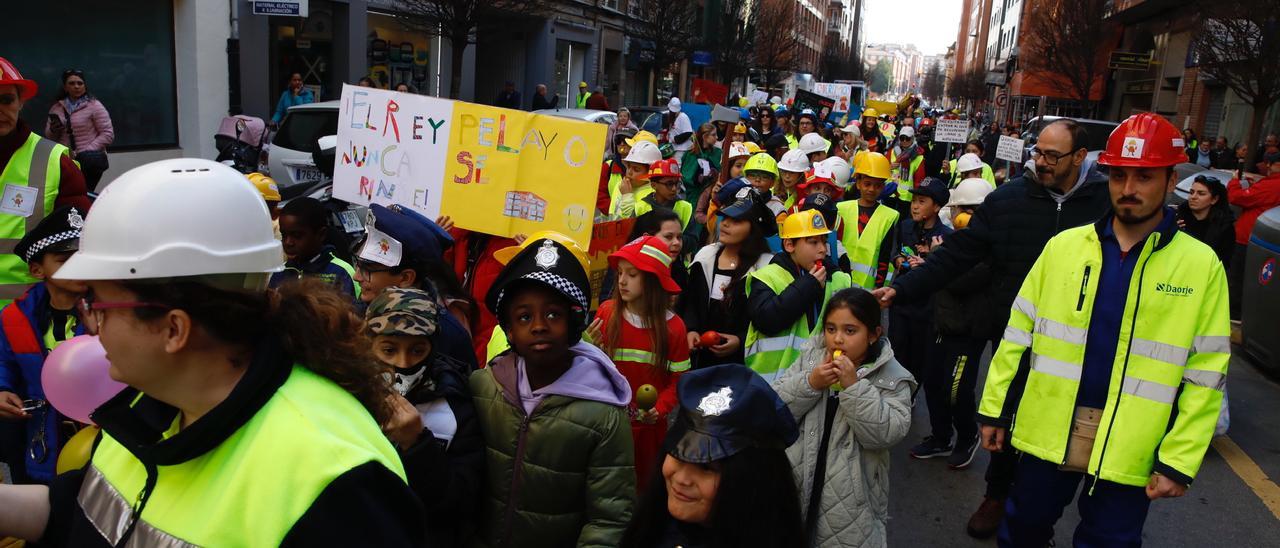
[0,100,1013,547]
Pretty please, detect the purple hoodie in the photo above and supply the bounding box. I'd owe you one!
[514,342,631,414]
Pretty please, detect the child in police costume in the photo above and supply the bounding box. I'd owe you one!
[366,287,484,546]
[470,234,635,547]
[0,206,88,484]
[269,197,357,298]
[745,208,852,384]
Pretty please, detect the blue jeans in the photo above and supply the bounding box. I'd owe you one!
[999,455,1152,548]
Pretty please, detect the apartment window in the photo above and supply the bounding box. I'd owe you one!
[603,0,618,10]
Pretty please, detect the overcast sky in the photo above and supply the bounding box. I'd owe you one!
[862,0,963,56]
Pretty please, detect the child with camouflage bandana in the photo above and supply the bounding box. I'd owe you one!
[366,286,484,546]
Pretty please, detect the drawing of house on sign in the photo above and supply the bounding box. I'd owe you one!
[503,191,547,222]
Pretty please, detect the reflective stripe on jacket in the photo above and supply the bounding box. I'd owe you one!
[744,263,851,384]
[835,202,899,289]
[0,134,64,303]
[978,218,1230,487]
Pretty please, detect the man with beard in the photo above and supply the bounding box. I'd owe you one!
[977,112,1229,547]
[872,118,1112,539]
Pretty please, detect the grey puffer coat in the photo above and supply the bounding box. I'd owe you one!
[773,334,916,548]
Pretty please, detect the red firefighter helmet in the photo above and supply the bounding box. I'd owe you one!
[1096,112,1188,168]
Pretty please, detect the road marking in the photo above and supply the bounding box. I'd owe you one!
[1214,436,1280,520]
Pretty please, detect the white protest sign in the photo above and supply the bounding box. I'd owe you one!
[935,119,971,144]
[335,86,454,220]
[813,82,854,113]
[996,135,1026,163]
[750,89,769,106]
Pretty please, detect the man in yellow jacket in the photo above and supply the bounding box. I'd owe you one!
[978,112,1230,547]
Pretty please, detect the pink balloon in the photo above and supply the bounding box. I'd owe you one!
[41,335,125,424]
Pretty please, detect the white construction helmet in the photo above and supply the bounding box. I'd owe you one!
[55,159,283,284]
[957,153,984,173]
[820,156,852,189]
[949,177,994,206]
[799,133,828,155]
[727,141,752,161]
[777,149,811,173]
[624,140,662,165]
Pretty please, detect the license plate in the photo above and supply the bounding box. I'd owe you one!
[292,167,322,183]
[339,209,364,233]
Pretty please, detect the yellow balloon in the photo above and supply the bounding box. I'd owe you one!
[738,96,748,108]
[56,426,99,475]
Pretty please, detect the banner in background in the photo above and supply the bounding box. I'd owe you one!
[691,78,729,106]
[935,119,971,144]
[813,83,853,115]
[586,218,636,309]
[996,135,1026,163]
[335,84,606,245]
[793,89,836,125]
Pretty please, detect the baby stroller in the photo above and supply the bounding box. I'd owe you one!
[215,115,268,173]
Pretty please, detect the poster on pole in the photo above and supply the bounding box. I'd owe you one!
[996,135,1026,163]
[586,217,636,309]
[335,84,606,245]
[935,119,971,144]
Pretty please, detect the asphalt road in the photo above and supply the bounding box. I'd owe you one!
[888,347,1280,547]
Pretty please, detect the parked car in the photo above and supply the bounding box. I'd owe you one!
[268,100,339,194]
[532,108,617,126]
[1020,116,1119,152]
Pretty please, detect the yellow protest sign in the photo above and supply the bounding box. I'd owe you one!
[443,103,604,244]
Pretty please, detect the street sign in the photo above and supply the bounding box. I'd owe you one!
[985,71,1006,86]
[996,135,1026,163]
[1109,51,1152,71]
[935,119,970,144]
[692,51,714,67]
[995,90,1008,108]
[253,1,308,17]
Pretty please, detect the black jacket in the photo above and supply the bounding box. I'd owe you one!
[892,168,1113,340]
[400,354,486,547]
[747,252,828,336]
[1175,202,1236,267]
[679,244,764,369]
[933,260,1000,339]
[41,340,425,547]
[531,92,559,111]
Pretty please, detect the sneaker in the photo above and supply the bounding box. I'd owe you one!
[966,496,1005,539]
[947,434,980,469]
[909,436,953,459]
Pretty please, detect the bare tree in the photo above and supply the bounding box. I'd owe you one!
[393,0,554,99]
[754,0,802,93]
[921,61,945,103]
[710,0,758,94]
[630,0,701,103]
[949,69,987,110]
[1020,0,1114,116]
[1192,1,1280,169]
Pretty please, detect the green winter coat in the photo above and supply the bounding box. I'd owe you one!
[470,344,636,548]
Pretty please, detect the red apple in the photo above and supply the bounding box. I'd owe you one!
[699,331,725,348]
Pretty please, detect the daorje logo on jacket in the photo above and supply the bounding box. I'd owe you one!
[1154,282,1194,296]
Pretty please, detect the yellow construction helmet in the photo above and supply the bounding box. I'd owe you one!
[743,152,779,180]
[862,107,879,119]
[743,141,763,154]
[247,173,281,202]
[780,209,832,240]
[625,130,659,148]
[853,151,892,180]
[493,231,590,273]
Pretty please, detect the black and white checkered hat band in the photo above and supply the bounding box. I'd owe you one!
[24,230,78,262]
[497,271,588,311]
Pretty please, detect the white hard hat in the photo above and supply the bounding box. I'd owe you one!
[56,159,283,282]
[778,149,811,173]
[727,141,752,160]
[624,140,663,165]
[949,177,994,206]
[840,123,859,133]
[820,157,852,189]
[769,96,781,105]
[899,125,916,138]
[668,97,682,113]
[957,153,984,173]
[799,133,828,155]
